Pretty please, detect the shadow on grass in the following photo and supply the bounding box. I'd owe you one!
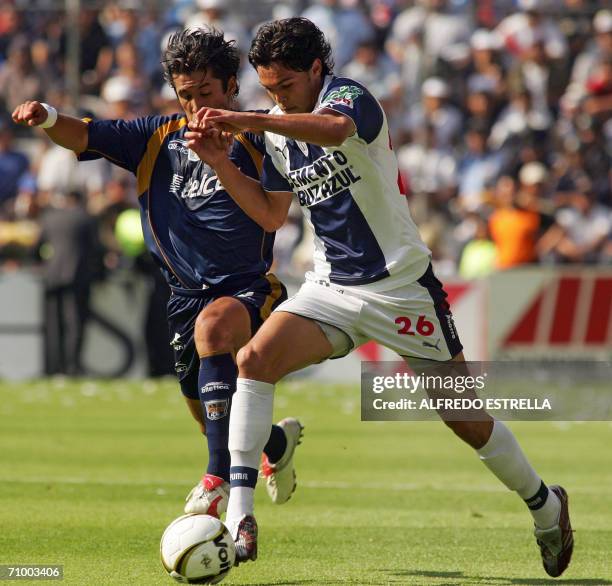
[238,574,612,586]
[382,570,612,585]
[240,582,331,585]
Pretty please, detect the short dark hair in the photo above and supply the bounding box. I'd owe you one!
[161,27,240,95]
[248,18,334,77]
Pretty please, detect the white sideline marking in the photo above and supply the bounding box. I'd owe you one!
[0,476,609,495]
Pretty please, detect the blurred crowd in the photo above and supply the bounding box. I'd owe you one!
[0,0,611,291]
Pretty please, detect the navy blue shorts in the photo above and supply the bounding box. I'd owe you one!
[167,274,287,399]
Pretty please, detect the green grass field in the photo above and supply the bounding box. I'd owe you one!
[1,378,611,585]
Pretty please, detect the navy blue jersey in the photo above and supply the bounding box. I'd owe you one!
[78,114,274,290]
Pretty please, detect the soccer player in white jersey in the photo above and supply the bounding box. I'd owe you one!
[185,18,573,577]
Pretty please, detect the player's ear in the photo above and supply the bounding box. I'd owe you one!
[310,58,323,79]
[227,76,239,100]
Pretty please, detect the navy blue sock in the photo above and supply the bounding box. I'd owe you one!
[264,424,287,463]
[199,353,236,482]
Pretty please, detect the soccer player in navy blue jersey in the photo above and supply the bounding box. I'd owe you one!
[12,28,304,518]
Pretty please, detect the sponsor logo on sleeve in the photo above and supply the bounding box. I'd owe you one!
[320,85,364,109]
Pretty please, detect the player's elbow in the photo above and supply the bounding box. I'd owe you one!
[260,214,285,232]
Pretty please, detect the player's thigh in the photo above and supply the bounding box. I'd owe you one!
[237,310,334,383]
[359,277,463,361]
[194,296,252,357]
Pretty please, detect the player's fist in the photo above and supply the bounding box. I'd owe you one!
[12,101,49,127]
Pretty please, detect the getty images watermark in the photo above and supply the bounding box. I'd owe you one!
[361,361,612,421]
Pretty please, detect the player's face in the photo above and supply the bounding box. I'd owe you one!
[172,70,237,122]
[257,59,324,114]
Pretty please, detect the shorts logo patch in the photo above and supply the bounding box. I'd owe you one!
[170,332,184,351]
[205,399,230,420]
[422,337,441,352]
[175,361,188,373]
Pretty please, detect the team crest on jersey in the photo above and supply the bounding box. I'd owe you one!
[168,139,189,155]
[321,85,363,109]
[168,138,200,162]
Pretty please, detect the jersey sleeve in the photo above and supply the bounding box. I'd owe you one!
[261,153,292,193]
[231,133,264,181]
[77,116,170,174]
[315,78,384,144]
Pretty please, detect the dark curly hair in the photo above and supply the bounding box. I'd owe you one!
[248,18,334,77]
[161,28,240,95]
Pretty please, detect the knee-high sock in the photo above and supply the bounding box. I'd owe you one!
[198,354,236,481]
[477,420,561,529]
[226,378,275,526]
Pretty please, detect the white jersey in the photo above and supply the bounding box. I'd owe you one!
[262,75,431,290]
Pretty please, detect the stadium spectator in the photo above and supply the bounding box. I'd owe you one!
[36,136,110,202]
[488,164,555,270]
[0,119,32,210]
[468,28,505,97]
[489,89,547,149]
[465,74,500,130]
[0,35,45,114]
[458,213,497,279]
[387,0,472,75]
[506,31,568,128]
[302,0,374,69]
[184,0,249,51]
[397,123,458,203]
[495,0,568,60]
[402,77,463,148]
[538,191,611,263]
[40,190,97,376]
[341,39,401,111]
[457,120,507,213]
[62,9,113,94]
[564,9,612,108]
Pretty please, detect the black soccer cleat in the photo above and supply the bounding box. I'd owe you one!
[534,485,574,578]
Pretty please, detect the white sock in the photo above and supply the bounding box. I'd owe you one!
[226,378,275,528]
[477,420,561,529]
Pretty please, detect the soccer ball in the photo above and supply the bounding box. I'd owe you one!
[160,514,236,584]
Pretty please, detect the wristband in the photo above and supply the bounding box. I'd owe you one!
[39,103,58,129]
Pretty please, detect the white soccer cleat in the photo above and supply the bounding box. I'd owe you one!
[184,473,229,518]
[260,417,304,504]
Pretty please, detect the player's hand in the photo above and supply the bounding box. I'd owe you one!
[185,125,233,167]
[12,101,49,127]
[193,107,254,133]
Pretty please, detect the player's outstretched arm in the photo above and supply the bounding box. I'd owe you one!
[12,100,88,154]
[199,108,355,147]
[185,126,291,232]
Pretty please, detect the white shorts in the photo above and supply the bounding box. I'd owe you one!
[274,264,463,361]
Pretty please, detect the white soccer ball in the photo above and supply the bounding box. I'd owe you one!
[160,514,236,584]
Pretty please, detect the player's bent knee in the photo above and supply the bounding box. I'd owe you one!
[194,312,235,356]
[236,343,280,383]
